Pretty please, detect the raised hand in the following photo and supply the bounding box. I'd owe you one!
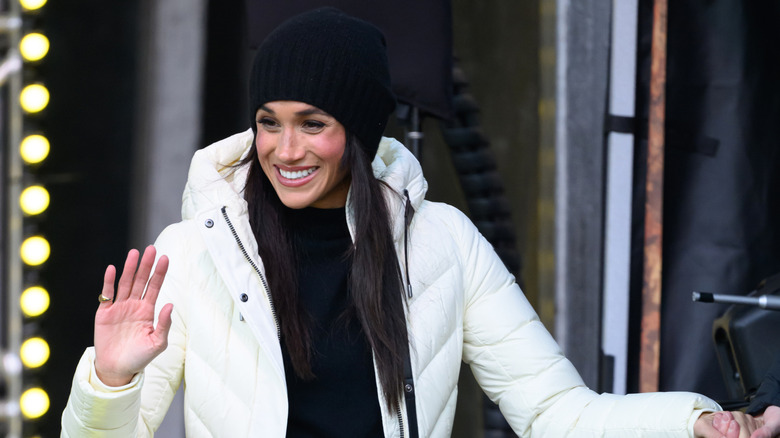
[93,246,173,387]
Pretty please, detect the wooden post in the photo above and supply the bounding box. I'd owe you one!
[640,0,668,393]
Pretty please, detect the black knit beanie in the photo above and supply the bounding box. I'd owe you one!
[249,7,396,158]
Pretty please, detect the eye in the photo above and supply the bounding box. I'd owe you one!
[302,120,326,132]
[257,117,280,131]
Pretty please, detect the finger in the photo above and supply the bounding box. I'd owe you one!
[153,303,174,349]
[695,413,726,438]
[130,246,157,299]
[115,249,140,301]
[142,255,169,304]
[714,412,732,434]
[713,413,723,432]
[727,420,740,438]
[100,265,117,304]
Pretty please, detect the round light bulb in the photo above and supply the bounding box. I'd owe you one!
[20,33,49,62]
[20,387,49,419]
[20,84,49,113]
[20,236,50,266]
[20,185,50,215]
[20,286,50,317]
[20,0,47,11]
[20,134,50,164]
[20,337,49,368]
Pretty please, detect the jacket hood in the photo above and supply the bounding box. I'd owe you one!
[181,128,428,239]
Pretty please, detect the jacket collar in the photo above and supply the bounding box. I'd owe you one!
[181,129,255,221]
[366,136,427,242]
[181,128,428,241]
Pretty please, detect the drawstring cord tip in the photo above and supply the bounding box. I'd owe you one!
[403,189,414,299]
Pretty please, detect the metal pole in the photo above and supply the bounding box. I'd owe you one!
[639,0,667,393]
[404,106,424,159]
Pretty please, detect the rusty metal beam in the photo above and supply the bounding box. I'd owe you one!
[639,0,668,393]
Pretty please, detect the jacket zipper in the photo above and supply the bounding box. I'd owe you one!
[396,403,405,438]
[220,206,280,340]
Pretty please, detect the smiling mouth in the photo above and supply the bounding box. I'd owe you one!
[278,167,317,180]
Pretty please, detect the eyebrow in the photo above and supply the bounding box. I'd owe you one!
[295,108,330,117]
[258,105,330,117]
[258,105,275,115]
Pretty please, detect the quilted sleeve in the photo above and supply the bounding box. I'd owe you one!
[451,207,720,437]
[61,223,191,437]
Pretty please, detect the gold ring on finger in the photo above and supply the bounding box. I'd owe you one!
[98,293,112,303]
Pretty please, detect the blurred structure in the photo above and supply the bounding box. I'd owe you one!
[630,0,780,400]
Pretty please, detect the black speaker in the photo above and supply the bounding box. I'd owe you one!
[713,273,780,400]
[245,0,453,120]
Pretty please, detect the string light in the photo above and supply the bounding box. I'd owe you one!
[20,236,50,266]
[20,134,50,164]
[16,0,52,430]
[20,83,49,113]
[20,338,49,368]
[20,286,50,317]
[20,185,50,215]
[20,33,49,62]
[19,388,49,419]
[19,0,47,11]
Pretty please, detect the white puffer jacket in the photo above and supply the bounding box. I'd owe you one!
[62,129,719,437]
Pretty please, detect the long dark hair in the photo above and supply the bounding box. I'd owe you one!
[241,132,409,410]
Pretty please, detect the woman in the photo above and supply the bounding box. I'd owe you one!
[62,7,761,437]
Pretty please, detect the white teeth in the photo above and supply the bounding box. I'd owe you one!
[279,167,315,180]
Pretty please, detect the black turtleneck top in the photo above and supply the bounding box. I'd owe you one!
[281,206,383,437]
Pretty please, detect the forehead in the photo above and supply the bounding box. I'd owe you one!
[257,101,332,117]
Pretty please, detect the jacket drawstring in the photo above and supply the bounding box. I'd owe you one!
[403,189,414,298]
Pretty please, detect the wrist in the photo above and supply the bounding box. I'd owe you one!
[96,371,134,387]
[94,361,134,387]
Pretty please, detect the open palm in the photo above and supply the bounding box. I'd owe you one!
[93,246,173,387]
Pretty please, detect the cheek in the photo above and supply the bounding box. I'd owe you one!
[320,146,345,164]
[316,131,347,163]
[255,134,270,156]
[255,138,275,175]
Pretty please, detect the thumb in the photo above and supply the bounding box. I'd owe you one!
[750,427,772,438]
[154,303,174,348]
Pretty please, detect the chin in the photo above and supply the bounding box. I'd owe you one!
[277,194,314,209]
[279,199,309,209]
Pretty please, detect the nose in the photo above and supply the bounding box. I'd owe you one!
[276,129,305,163]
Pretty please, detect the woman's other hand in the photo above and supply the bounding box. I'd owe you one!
[93,246,173,387]
[697,411,764,438]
